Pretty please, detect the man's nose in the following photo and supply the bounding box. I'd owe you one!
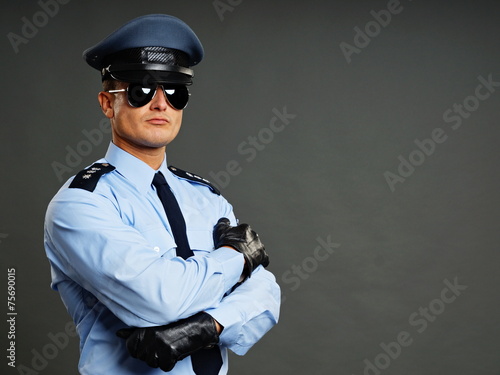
[150,86,170,110]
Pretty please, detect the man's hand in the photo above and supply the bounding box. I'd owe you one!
[213,218,269,281]
[116,312,220,372]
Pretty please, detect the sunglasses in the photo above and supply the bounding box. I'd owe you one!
[107,83,190,110]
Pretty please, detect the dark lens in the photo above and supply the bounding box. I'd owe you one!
[164,86,190,110]
[127,83,155,107]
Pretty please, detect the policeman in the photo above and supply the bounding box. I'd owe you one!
[44,14,280,375]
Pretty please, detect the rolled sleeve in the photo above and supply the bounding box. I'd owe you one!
[206,247,244,293]
[45,188,244,327]
[206,266,281,355]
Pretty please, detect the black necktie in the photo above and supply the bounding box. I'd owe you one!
[152,172,223,375]
[152,172,192,259]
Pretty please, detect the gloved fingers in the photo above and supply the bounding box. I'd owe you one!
[239,224,258,243]
[125,334,139,358]
[247,229,263,246]
[125,329,144,359]
[158,352,177,372]
[222,232,247,244]
[142,349,160,369]
[261,250,270,267]
[216,217,231,226]
[213,217,231,243]
[133,330,160,368]
[222,224,251,244]
[116,328,134,339]
[236,223,250,233]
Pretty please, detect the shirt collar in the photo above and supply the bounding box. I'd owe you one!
[104,142,169,193]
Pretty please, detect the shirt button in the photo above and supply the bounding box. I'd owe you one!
[153,246,160,252]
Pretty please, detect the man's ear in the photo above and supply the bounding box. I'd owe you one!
[98,91,115,118]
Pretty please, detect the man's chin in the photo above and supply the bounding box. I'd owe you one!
[142,141,170,149]
[136,136,175,149]
[113,140,169,153]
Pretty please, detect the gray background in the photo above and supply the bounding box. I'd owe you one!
[1,0,499,374]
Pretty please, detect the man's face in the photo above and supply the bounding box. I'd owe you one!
[101,82,184,153]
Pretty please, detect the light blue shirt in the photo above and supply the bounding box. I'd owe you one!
[44,142,281,375]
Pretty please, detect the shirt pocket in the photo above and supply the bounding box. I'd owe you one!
[187,229,214,255]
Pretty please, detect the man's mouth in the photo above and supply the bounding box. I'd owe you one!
[146,117,170,125]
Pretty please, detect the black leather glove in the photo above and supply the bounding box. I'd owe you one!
[213,218,269,281]
[116,312,219,372]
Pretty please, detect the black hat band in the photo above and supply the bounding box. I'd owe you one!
[104,63,193,77]
[101,47,194,84]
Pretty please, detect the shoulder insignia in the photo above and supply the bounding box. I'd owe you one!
[168,166,220,195]
[69,163,116,192]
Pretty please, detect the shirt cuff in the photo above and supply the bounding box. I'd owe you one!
[205,303,243,350]
[206,246,244,293]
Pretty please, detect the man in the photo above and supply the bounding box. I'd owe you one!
[44,14,280,375]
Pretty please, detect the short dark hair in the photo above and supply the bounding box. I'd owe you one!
[102,79,121,92]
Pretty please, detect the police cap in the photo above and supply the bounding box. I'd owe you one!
[83,14,204,85]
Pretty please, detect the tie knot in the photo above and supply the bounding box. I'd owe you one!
[152,172,168,187]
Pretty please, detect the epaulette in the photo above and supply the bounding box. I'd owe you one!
[168,166,220,195]
[69,163,116,192]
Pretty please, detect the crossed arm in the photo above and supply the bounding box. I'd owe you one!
[45,187,280,371]
[115,218,276,371]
